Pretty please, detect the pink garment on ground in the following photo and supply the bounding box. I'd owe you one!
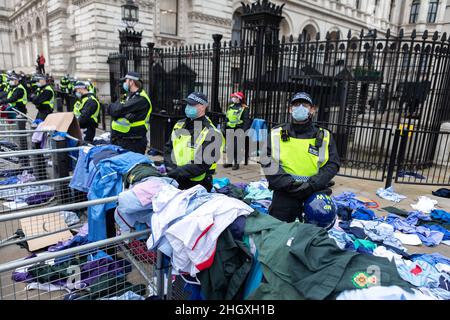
[132,178,168,207]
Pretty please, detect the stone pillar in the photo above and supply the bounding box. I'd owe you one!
[32,35,38,63]
[418,0,430,23]
[434,122,450,166]
[42,30,49,70]
[436,0,447,23]
[19,40,25,68]
[26,36,33,68]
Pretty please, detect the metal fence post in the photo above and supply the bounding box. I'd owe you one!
[156,250,165,299]
[147,42,155,95]
[51,135,71,205]
[396,128,409,178]
[211,34,223,114]
[385,129,401,189]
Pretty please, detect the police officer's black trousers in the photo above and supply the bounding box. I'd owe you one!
[269,190,305,223]
[60,93,71,112]
[83,125,97,143]
[113,136,148,155]
[225,127,245,165]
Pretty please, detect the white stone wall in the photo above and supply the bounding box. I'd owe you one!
[0,0,14,70]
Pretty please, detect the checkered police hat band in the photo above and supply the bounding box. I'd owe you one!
[188,94,208,105]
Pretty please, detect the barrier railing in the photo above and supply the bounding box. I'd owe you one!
[0,230,160,300]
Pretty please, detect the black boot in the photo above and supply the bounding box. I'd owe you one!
[232,164,240,171]
[223,164,233,168]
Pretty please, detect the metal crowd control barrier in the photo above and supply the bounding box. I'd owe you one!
[0,197,188,300]
[0,197,118,249]
[0,146,82,184]
[0,129,53,153]
[0,177,74,214]
[0,230,162,300]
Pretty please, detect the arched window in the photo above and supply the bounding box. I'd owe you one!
[36,17,42,32]
[27,22,32,35]
[301,24,318,41]
[14,30,18,41]
[279,19,291,39]
[20,26,25,39]
[328,30,340,41]
[231,10,242,44]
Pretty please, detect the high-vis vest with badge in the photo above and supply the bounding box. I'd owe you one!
[39,85,55,110]
[112,89,153,134]
[7,84,28,108]
[74,95,101,124]
[60,78,70,93]
[226,105,245,128]
[271,126,330,183]
[171,117,225,182]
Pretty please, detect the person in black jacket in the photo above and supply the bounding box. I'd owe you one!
[261,92,340,223]
[164,92,225,192]
[108,72,152,154]
[73,81,101,143]
[31,74,54,121]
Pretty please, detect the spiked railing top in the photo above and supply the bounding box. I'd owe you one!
[241,0,285,16]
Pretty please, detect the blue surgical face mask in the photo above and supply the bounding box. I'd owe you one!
[292,105,310,122]
[123,82,129,92]
[185,104,199,119]
[75,92,82,99]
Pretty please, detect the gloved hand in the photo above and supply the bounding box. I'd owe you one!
[166,167,179,179]
[288,181,314,200]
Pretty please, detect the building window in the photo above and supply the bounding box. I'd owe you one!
[356,0,361,10]
[389,0,396,21]
[427,0,439,23]
[160,0,178,35]
[374,0,379,14]
[409,0,420,24]
[232,11,242,44]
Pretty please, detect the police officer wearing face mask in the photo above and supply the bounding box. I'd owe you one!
[31,74,55,121]
[73,81,101,143]
[108,72,152,154]
[164,92,225,191]
[261,92,340,223]
[0,72,28,115]
[223,92,251,170]
[59,74,72,111]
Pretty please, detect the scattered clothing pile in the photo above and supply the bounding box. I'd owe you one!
[411,196,438,214]
[69,145,161,242]
[324,191,450,300]
[376,187,407,203]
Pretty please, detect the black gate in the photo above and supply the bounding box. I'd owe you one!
[107,2,450,185]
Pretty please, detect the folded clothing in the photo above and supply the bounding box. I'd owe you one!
[213,177,230,190]
[25,192,55,205]
[432,188,450,199]
[352,207,377,221]
[333,192,366,211]
[431,210,450,224]
[376,187,407,203]
[411,196,438,214]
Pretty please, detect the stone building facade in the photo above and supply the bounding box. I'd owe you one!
[0,0,449,96]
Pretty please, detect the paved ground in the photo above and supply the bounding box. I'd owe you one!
[213,158,450,258]
[0,104,448,299]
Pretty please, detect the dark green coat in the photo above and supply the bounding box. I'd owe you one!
[244,213,413,300]
[198,228,253,300]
